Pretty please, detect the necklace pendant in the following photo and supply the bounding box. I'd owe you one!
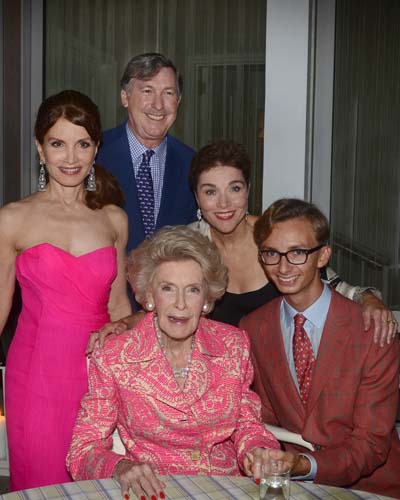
[154,316,194,380]
[173,367,190,378]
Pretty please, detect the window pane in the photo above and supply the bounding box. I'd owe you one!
[330,0,400,307]
[44,0,266,213]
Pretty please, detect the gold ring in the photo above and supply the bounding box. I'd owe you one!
[387,319,396,324]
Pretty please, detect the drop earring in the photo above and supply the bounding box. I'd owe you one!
[38,161,47,192]
[86,165,96,191]
[197,208,203,229]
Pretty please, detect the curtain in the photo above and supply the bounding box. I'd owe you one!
[330,0,400,307]
[44,0,266,213]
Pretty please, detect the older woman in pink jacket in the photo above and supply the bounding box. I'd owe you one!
[67,226,280,500]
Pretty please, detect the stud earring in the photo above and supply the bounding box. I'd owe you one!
[86,165,96,191]
[38,161,47,191]
[202,303,209,314]
[146,302,154,311]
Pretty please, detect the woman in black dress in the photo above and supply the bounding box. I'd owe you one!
[188,140,396,343]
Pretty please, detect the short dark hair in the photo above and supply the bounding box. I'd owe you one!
[35,89,102,145]
[254,198,330,247]
[120,52,182,94]
[189,140,251,192]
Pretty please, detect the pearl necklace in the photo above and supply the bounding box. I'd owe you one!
[154,317,194,379]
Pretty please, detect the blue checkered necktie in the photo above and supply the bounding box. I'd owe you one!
[136,149,155,236]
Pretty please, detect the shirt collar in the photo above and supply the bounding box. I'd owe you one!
[282,283,332,328]
[125,121,167,161]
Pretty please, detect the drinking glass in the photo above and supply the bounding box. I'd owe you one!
[259,462,291,500]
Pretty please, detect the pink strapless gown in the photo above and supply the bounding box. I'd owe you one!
[6,243,117,490]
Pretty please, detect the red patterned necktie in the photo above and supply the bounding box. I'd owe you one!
[293,313,315,405]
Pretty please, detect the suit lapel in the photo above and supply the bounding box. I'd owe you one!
[128,316,231,411]
[306,292,351,413]
[125,315,189,408]
[157,138,182,228]
[111,126,146,247]
[121,139,146,247]
[263,301,306,424]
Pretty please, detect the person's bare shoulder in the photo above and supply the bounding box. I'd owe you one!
[102,204,128,224]
[0,195,39,240]
[102,204,128,237]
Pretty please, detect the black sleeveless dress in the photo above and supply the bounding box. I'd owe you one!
[209,282,280,326]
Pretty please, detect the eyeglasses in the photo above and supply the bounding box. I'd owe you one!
[259,244,325,266]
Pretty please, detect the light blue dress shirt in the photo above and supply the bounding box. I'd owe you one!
[280,283,332,480]
[126,124,167,223]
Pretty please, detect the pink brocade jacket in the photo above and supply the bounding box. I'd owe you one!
[67,313,279,479]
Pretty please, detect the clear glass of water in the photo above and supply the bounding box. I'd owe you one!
[259,463,291,500]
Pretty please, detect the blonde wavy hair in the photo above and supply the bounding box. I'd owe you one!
[127,226,228,309]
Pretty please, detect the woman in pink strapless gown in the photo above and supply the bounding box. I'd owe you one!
[6,244,117,489]
[0,90,131,490]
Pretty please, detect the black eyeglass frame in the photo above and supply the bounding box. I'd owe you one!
[258,244,326,266]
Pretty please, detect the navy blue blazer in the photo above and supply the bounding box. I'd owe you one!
[97,122,197,250]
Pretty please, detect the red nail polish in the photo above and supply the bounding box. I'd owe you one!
[140,496,146,500]
[160,493,166,499]
[151,496,157,500]
[124,495,130,500]
[255,478,260,485]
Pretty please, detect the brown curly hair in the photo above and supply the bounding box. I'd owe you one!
[189,140,251,193]
[254,198,330,248]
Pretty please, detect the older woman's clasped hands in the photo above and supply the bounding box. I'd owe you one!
[67,226,281,499]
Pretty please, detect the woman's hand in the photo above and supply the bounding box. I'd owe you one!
[243,447,310,482]
[361,292,398,346]
[86,320,129,355]
[113,459,166,500]
[86,311,146,355]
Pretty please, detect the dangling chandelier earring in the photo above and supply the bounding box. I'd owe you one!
[197,208,202,222]
[37,160,47,192]
[86,165,96,192]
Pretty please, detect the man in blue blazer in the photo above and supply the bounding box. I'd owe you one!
[97,53,197,250]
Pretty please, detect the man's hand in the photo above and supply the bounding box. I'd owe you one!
[361,292,398,347]
[243,447,311,482]
[113,459,166,500]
